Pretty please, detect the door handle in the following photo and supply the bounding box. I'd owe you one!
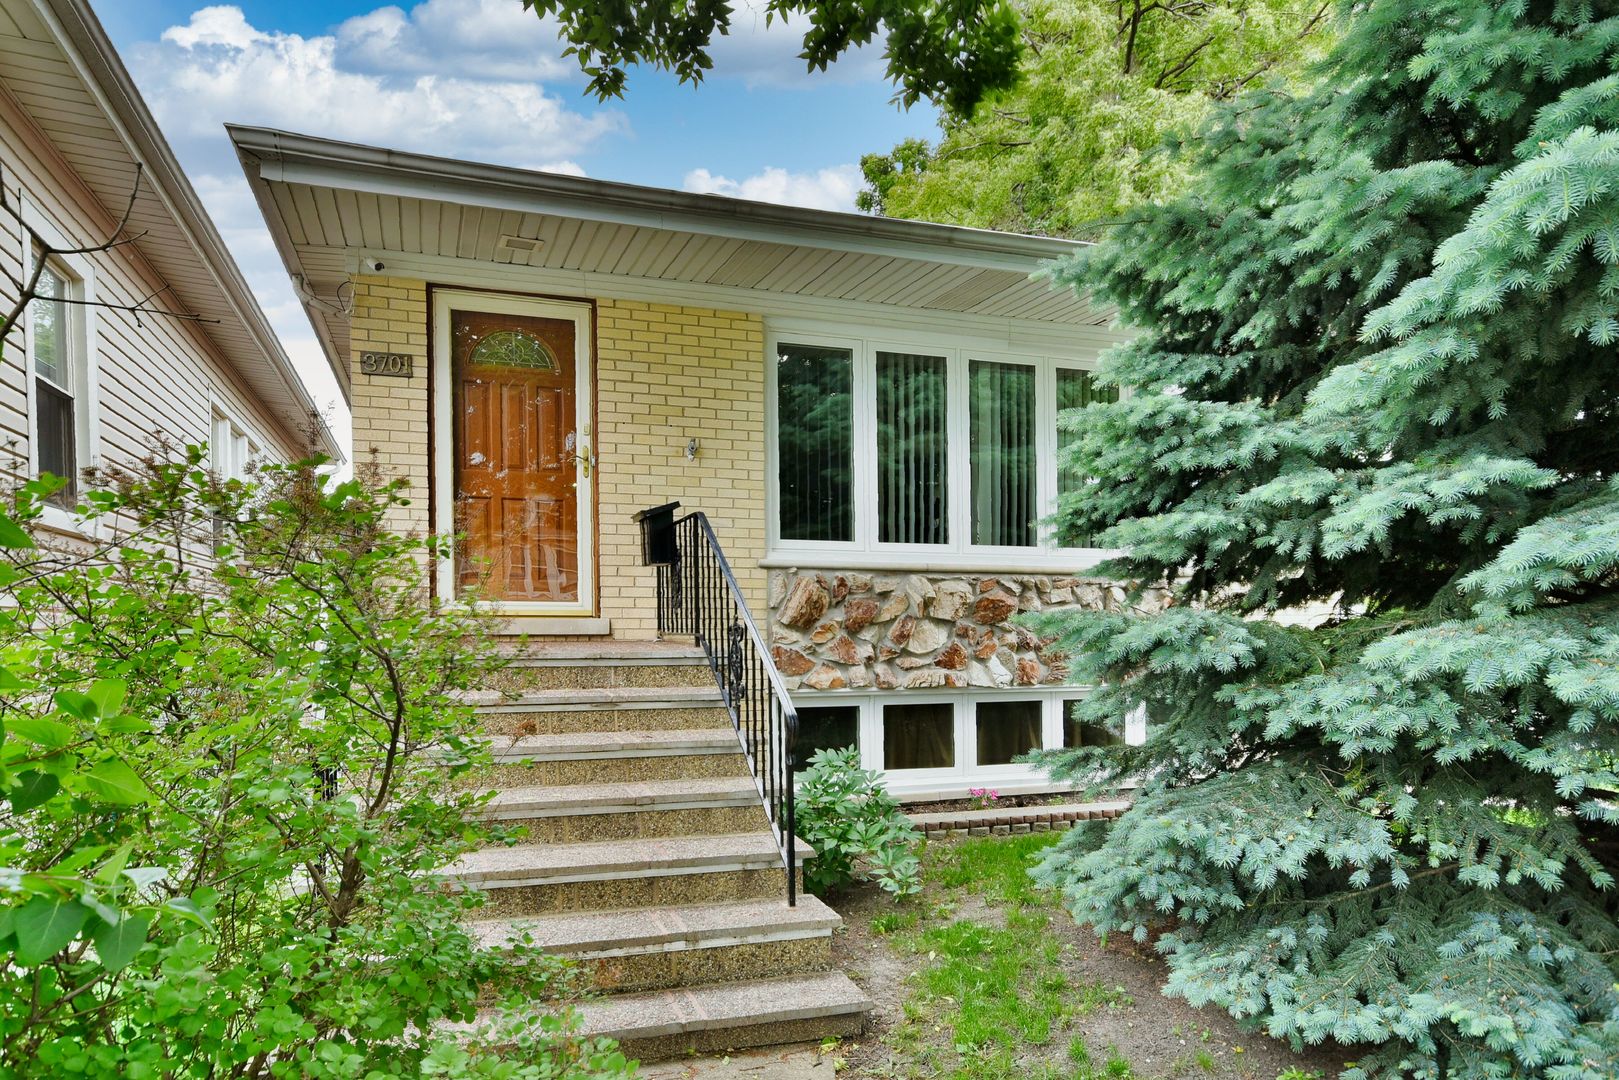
[563,443,594,478]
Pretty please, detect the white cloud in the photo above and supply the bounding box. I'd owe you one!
[334,0,577,83]
[142,6,622,167]
[683,164,862,211]
[704,1,887,89]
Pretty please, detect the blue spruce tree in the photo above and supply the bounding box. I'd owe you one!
[1032,1,1619,1075]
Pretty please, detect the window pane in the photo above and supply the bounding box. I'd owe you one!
[970,360,1037,547]
[776,343,854,541]
[36,379,76,505]
[883,701,955,769]
[792,705,859,772]
[1062,698,1122,748]
[876,351,948,545]
[976,699,1042,765]
[30,266,67,388]
[1056,368,1119,500]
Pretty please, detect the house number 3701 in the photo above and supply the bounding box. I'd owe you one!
[360,352,414,378]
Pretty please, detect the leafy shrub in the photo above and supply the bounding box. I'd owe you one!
[795,747,920,898]
[0,450,631,1078]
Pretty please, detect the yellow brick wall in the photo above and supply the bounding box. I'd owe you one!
[595,299,767,637]
[345,281,768,637]
[349,276,431,538]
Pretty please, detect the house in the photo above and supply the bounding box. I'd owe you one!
[231,126,1153,1055]
[0,0,339,524]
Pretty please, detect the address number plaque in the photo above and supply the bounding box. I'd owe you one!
[360,352,414,378]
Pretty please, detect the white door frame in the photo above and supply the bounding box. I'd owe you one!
[431,288,596,617]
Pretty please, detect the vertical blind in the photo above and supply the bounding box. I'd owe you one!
[970,359,1037,547]
[877,351,949,545]
[1056,368,1119,546]
[776,343,855,541]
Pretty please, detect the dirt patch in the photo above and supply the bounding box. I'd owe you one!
[827,837,1356,1079]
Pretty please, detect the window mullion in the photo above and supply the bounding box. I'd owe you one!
[854,343,879,549]
[1037,360,1057,550]
[946,350,970,554]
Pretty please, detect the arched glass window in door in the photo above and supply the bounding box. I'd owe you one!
[469,329,557,370]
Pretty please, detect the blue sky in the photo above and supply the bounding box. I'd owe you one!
[96,1,941,448]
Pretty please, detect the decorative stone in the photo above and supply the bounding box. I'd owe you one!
[876,592,910,622]
[810,621,839,645]
[903,575,936,611]
[1015,627,1041,651]
[965,661,995,687]
[779,576,830,629]
[846,665,872,688]
[874,665,900,690]
[1015,658,1042,686]
[944,673,966,688]
[978,578,999,593]
[768,571,790,605]
[873,575,902,594]
[846,573,873,595]
[844,597,879,633]
[826,635,872,666]
[772,645,815,677]
[929,580,973,621]
[1047,586,1074,604]
[878,644,900,661]
[986,655,1013,687]
[904,669,947,689]
[831,576,850,605]
[974,591,1017,624]
[802,664,846,691]
[886,614,916,648]
[895,655,933,670]
[905,618,950,655]
[935,642,969,670]
[1018,590,1043,612]
[974,634,999,660]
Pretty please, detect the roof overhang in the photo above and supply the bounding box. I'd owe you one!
[7,1,342,458]
[229,127,1123,382]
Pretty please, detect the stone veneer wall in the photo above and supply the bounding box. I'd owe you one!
[768,570,1158,692]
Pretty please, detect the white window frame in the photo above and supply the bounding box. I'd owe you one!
[20,201,100,534]
[793,686,1146,798]
[209,404,264,483]
[765,321,1118,572]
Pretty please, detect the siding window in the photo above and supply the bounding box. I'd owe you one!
[883,701,955,770]
[876,351,948,545]
[792,705,859,773]
[1062,697,1122,748]
[211,411,260,483]
[28,264,78,506]
[969,359,1037,547]
[776,343,854,542]
[769,333,1116,564]
[975,698,1042,765]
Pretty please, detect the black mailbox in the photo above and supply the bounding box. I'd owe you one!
[634,502,682,565]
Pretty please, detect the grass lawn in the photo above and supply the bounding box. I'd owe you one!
[828,832,1353,1080]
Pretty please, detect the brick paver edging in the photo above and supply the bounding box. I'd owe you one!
[905,800,1130,840]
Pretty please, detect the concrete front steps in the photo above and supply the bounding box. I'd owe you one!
[449,640,870,1060]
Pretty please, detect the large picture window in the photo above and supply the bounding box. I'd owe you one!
[769,333,1115,564]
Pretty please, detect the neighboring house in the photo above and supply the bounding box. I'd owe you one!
[0,0,339,530]
[231,126,1150,800]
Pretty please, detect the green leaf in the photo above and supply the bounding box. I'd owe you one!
[121,867,168,893]
[0,665,27,692]
[86,679,126,719]
[163,896,212,931]
[52,691,96,722]
[92,913,150,972]
[0,514,33,549]
[8,770,60,812]
[6,717,75,749]
[96,842,134,886]
[79,759,151,805]
[12,896,89,965]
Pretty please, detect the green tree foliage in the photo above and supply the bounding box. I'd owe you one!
[858,0,1332,237]
[519,0,1020,114]
[0,455,630,1078]
[795,747,921,898]
[1028,1,1619,1075]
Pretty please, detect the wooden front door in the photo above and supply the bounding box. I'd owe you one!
[449,300,591,607]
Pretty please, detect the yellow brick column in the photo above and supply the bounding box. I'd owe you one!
[349,275,431,539]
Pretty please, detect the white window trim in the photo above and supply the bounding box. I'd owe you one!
[208,400,267,483]
[794,686,1146,797]
[765,319,1121,573]
[20,200,100,536]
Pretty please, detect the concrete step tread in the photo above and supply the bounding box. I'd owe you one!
[447,831,809,886]
[482,777,761,816]
[478,729,741,761]
[572,972,871,1041]
[465,686,724,710]
[497,641,706,664]
[467,895,840,953]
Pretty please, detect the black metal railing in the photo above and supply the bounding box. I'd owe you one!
[654,511,799,906]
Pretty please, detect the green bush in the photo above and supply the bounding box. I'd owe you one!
[795,747,920,898]
[0,450,631,1078]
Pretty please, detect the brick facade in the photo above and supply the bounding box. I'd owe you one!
[346,281,767,636]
